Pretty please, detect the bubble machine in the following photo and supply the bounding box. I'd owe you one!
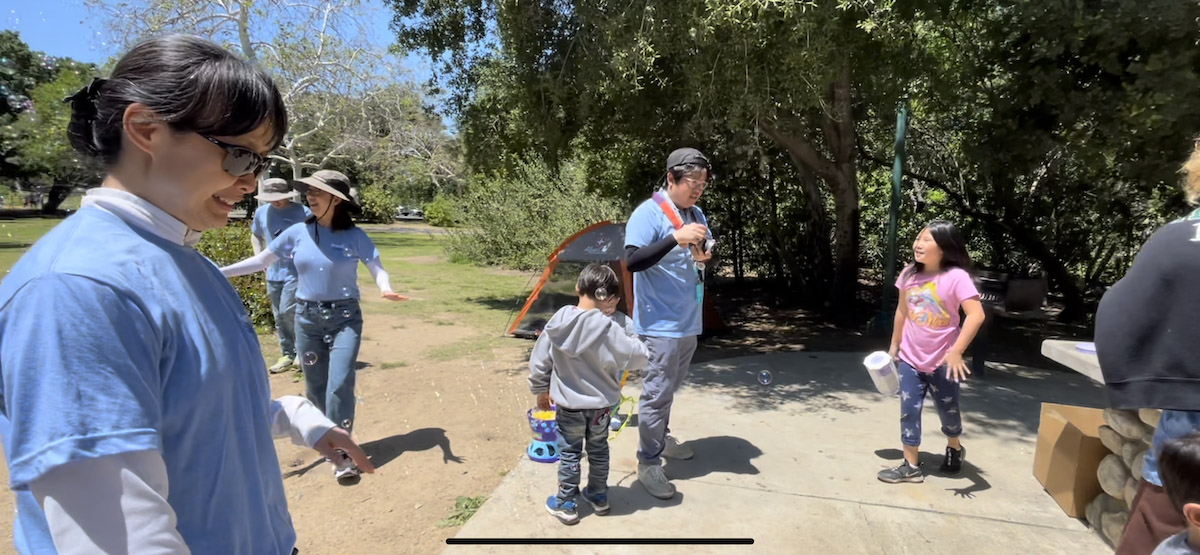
[526,408,560,463]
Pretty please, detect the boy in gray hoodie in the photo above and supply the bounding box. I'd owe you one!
[529,264,650,525]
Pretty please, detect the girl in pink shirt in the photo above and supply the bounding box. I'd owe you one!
[878,220,985,484]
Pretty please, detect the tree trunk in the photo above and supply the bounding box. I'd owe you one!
[40,185,72,215]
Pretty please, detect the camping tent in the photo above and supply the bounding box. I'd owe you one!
[508,221,728,338]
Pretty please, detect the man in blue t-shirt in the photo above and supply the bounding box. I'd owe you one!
[623,148,715,500]
[252,179,311,373]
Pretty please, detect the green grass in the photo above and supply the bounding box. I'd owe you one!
[436,495,488,528]
[363,234,534,335]
[0,218,61,273]
[379,361,408,370]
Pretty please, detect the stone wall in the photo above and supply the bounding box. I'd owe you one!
[1087,408,1161,546]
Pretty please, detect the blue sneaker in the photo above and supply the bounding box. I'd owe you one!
[545,496,579,525]
[583,487,610,516]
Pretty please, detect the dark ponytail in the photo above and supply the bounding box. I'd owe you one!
[64,34,287,166]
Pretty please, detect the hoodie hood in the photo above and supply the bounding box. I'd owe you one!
[543,307,612,358]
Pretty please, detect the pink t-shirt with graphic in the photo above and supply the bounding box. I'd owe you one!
[896,266,980,373]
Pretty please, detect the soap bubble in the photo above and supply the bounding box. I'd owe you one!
[757,370,773,386]
[323,334,333,344]
[343,247,354,258]
[342,309,352,318]
[302,352,318,366]
[320,308,332,320]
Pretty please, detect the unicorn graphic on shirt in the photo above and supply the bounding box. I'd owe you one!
[906,282,952,328]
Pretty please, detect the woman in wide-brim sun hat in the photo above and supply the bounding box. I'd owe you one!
[222,168,408,483]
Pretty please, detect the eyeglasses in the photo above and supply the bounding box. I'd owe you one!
[679,176,712,191]
[199,134,271,177]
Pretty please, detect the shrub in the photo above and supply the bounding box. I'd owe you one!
[424,194,460,228]
[358,185,398,224]
[197,222,274,331]
[446,158,625,270]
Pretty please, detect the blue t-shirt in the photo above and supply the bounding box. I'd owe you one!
[268,222,381,302]
[0,416,54,555]
[251,203,311,282]
[1142,409,1200,486]
[624,197,711,338]
[0,207,296,554]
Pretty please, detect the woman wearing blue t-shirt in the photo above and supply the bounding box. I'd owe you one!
[222,169,407,481]
[0,35,372,554]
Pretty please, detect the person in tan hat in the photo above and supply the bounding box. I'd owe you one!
[221,169,407,482]
[252,178,312,373]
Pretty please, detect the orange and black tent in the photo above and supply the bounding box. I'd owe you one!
[507,221,727,339]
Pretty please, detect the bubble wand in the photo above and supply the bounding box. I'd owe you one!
[609,369,637,441]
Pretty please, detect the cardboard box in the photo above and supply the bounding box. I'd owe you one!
[1033,403,1110,518]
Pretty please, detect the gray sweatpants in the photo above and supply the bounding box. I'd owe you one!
[637,335,699,466]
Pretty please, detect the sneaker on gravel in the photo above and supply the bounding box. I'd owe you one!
[638,462,677,499]
[268,356,294,374]
[546,496,580,524]
[662,435,693,460]
[940,445,965,475]
[877,461,924,484]
[582,487,610,516]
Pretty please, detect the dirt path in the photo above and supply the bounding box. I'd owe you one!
[273,294,534,554]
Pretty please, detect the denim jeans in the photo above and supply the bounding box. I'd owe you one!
[556,407,611,503]
[897,360,963,447]
[296,299,363,432]
[266,279,299,359]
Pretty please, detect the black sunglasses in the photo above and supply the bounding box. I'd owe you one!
[199,134,271,177]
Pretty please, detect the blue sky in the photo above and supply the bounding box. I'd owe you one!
[3,0,450,124]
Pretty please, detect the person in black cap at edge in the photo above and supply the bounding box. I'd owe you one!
[1096,138,1200,555]
[623,147,716,500]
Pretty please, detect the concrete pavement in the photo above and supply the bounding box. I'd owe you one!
[444,352,1113,555]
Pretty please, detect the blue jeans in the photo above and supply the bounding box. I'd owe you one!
[898,360,963,447]
[556,407,611,503]
[296,299,363,432]
[267,280,299,359]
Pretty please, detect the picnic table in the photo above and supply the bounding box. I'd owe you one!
[1040,339,1104,384]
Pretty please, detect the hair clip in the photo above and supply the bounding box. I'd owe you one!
[62,77,107,115]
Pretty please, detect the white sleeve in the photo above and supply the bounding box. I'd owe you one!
[31,451,191,554]
[364,258,393,293]
[220,250,278,278]
[270,395,336,448]
[250,234,265,255]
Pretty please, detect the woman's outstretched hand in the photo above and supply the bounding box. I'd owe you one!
[381,292,409,301]
[313,427,375,473]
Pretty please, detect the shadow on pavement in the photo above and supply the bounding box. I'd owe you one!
[874,448,993,499]
[664,435,762,481]
[684,352,1105,442]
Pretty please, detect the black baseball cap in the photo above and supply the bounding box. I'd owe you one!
[666,148,711,171]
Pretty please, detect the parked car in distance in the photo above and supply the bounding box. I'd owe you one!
[396,205,426,221]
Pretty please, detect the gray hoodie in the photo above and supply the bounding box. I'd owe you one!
[528,306,650,410]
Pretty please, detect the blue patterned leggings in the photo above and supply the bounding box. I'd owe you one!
[898,360,963,447]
